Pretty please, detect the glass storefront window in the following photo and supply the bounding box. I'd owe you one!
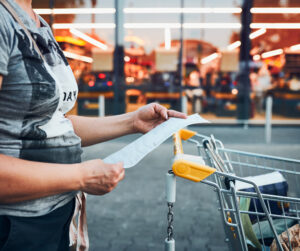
[32,0,300,121]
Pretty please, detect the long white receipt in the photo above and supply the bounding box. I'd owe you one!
[103,114,209,168]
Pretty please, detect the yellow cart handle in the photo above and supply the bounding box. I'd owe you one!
[172,129,216,182]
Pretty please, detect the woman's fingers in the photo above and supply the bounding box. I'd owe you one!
[80,160,125,195]
[153,103,168,120]
[153,104,187,120]
[167,109,187,119]
[117,163,125,181]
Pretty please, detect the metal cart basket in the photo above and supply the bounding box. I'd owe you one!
[164,129,300,251]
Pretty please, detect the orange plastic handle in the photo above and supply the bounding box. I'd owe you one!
[172,129,216,182]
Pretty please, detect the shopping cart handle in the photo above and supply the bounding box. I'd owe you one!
[172,129,216,182]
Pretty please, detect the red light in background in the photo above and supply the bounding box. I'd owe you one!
[98,73,106,79]
[88,80,95,87]
[107,81,113,86]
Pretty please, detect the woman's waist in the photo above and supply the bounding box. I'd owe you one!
[19,143,82,164]
[0,135,82,164]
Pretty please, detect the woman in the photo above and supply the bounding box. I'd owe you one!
[0,0,186,250]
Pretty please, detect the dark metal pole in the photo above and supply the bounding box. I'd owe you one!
[113,0,125,115]
[237,0,253,120]
[49,0,55,31]
[200,0,205,40]
[91,0,97,36]
[178,0,184,111]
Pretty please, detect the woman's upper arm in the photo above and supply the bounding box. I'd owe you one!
[0,15,12,80]
[0,75,2,89]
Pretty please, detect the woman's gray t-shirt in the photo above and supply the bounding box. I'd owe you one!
[0,0,82,217]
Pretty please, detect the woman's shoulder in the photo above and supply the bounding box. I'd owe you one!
[0,4,16,36]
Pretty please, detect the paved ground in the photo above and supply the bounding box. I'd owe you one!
[82,126,300,251]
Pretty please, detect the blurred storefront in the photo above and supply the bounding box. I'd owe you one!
[32,0,300,122]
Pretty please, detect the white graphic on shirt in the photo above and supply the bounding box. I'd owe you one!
[39,63,78,138]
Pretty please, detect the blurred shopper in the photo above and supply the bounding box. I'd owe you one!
[271,75,289,92]
[289,74,300,92]
[185,69,203,113]
[253,65,272,114]
[188,69,201,87]
[250,68,259,89]
[201,72,218,113]
[216,73,232,93]
[0,1,186,250]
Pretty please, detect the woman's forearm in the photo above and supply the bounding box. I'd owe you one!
[67,103,187,147]
[67,113,136,147]
[0,154,81,204]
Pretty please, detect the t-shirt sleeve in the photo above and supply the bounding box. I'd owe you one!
[0,18,11,76]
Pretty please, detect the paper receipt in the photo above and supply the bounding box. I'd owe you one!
[103,114,209,168]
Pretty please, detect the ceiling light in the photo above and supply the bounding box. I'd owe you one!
[53,23,115,29]
[251,8,300,14]
[124,23,181,29]
[261,49,283,58]
[227,41,241,51]
[183,23,241,29]
[290,44,300,51]
[70,28,108,50]
[249,28,266,39]
[52,22,300,30]
[251,23,300,29]
[34,8,115,15]
[201,53,219,64]
[123,7,242,14]
[164,28,171,50]
[35,7,300,15]
[63,51,93,63]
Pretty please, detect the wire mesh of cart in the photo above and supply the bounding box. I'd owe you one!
[164,129,300,251]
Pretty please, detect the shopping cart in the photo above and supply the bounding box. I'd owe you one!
[164,129,300,251]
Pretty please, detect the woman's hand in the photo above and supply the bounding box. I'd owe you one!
[79,159,125,195]
[132,103,187,134]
